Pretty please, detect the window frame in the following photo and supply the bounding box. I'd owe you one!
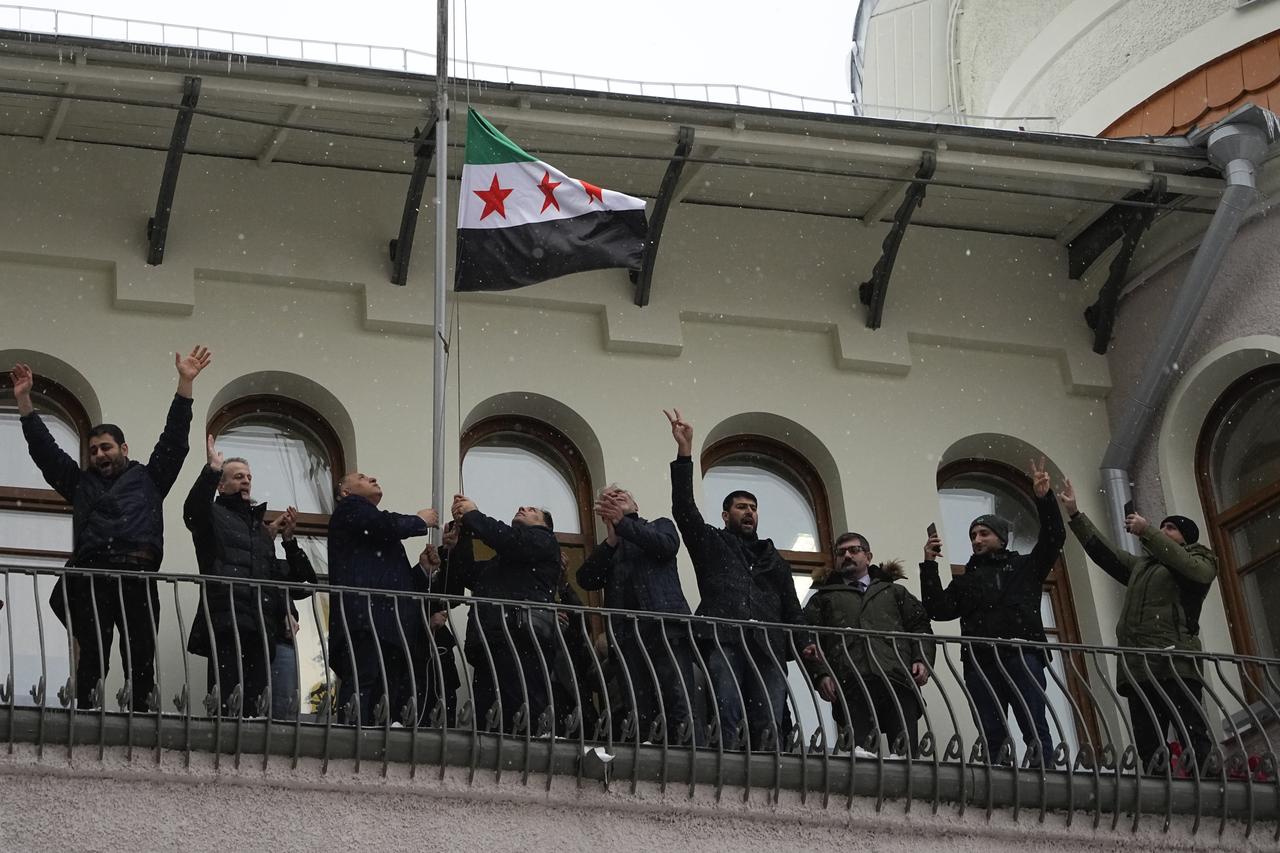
[207,394,346,541]
[1195,365,1280,660]
[937,458,1099,749]
[700,434,834,576]
[0,373,91,563]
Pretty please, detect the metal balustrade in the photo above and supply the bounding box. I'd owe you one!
[0,562,1274,837]
[0,4,1059,130]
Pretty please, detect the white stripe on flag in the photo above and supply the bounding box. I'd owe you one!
[457,160,646,230]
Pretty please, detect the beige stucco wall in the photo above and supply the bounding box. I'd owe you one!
[0,745,1263,852]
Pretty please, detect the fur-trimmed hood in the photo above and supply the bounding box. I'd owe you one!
[811,558,905,586]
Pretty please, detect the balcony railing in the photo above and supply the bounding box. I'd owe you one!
[0,4,1059,131]
[0,562,1275,838]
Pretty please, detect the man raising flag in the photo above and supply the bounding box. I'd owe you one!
[455,108,649,292]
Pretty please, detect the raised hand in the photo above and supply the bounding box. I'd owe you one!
[1029,456,1051,499]
[451,494,477,520]
[206,435,224,471]
[416,507,440,527]
[175,345,212,398]
[594,495,625,525]
[418,544,441,571]
[923,532,943,563]
[663,408,693,456]
[1058,478,1078,516]
[1125,512,1149,536]
[9,363,34,415]
[280,506,299,540]
[442,520,460,549]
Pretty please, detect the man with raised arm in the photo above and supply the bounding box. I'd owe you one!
[446,496,561,735]
[184,436,316,717]
[578,484,697,745]
[327,472,437,726]
[664,408,809,750]
[10,347,211,711]
[918,458,1064,767]
[1058,480,1217,773]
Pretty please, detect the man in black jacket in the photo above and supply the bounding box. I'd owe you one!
[447,495,561,735]
[11,348,210,710]
[578,484,698,745]
[919,459,1064,766]
[184,437,315,717]
[328,472,438,726]
[664,409,811,750]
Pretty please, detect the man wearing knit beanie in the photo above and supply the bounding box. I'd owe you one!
[920,458,1064,768]
[1059,484,1217,774]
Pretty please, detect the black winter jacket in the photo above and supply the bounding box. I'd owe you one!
[919,491,1065,663]
[577,512,692,642]
[446,510,561,659]
[670,456,804,659]
[327,494,432,664]
[183,465,316,657]
[21,394,192,566]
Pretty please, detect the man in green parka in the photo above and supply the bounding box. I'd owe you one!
[804,531,935,757]
[1058,481,1217,772]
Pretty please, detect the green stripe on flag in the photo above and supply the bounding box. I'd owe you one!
[463,108,538,166]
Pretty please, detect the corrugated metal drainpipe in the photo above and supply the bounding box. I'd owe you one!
[1099,105,1278,551]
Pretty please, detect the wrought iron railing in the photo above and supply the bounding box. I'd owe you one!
[0,4,1059,131]
[0,563,1274,838]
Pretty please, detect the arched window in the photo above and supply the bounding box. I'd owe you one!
[0,371,90,705]
[461,416,597,605]
[701,435,833,583]
[937,459,1095,753]
[1196,365,1280,659]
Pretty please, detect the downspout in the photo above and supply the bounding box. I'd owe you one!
[1099,105,1279,551]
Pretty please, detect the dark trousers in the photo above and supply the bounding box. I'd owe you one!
[56,572,160,711]
[617,634,700,745]
[206,629,272,717]
[965,650,1055,766]
[470,635,552,734]
[1128,679,1212,771]
[418,641,460,728]
[833,675,921,757]
[707,641,788,750]
[337,637,416,726]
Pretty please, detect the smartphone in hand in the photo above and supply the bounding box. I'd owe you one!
[927,522,938,539]
[1123,499,1136,517]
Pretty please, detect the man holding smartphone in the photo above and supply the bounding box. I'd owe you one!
[919,458,1064,768]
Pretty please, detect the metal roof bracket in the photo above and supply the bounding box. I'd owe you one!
[631,125,695,307]
[388,111,440,286]
[857,150,935,330]
[1083,174,1167,354]
[145,75,201,267]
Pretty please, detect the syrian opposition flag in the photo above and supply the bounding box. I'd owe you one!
[455,109,649,292]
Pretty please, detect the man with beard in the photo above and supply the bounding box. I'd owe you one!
[804,532,934,756]
[664,408,810,750]
[919,459,1064,767]
[10,348,211,711]
[447,496,561,735]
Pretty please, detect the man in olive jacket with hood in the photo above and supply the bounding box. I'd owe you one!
[804,532,934,757]
[1059,480,1217,772]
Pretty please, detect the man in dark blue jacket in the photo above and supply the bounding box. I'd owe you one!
[11,348,210,711]
[664,409,811,750]
[184,437,316,717]
[327,472,437,726]
[447,495,561,735]
[578,484,698,745]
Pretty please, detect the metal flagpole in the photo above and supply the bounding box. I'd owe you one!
[430,0,449,538]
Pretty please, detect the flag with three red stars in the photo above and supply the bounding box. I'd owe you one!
[454,108,649,292]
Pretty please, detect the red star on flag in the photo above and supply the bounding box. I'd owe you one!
[537,170,562,213]
[580,179,604,205]
[474,173,513,220]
